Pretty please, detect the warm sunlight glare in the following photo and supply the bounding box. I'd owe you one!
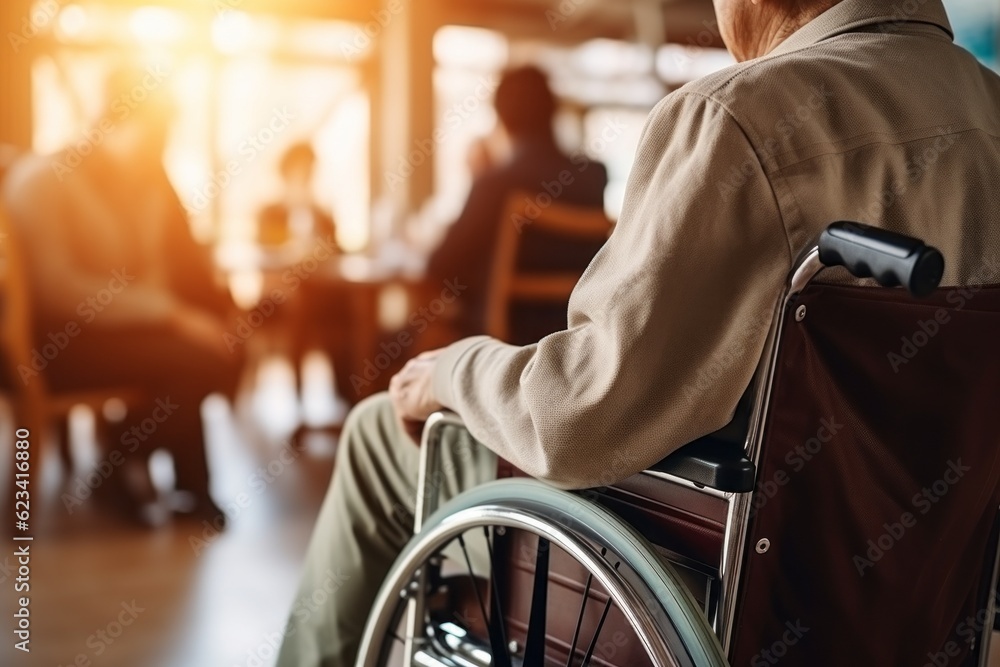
[56,4,88,39]
[211,10,254,55]
[128,6,186,44]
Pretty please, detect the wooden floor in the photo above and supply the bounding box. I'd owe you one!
[1,353,1000,666]
[0,356,341,667]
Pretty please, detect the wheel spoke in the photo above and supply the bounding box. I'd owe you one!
[360,485,729,667]
[522,537,551,667]
[565,569,596,667]
[484,527,511,662]
[457,533,511,667]
[580,562,619,667]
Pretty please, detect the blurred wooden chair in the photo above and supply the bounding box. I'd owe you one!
[0,204,148,489]
[0,205,47,455]
[485,191,612,342]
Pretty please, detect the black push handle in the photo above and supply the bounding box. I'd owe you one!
[818,221,944,298]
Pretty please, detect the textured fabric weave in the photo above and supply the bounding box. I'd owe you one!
[433,0,1000,489]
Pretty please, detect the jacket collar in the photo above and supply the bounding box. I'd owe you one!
[769,0,953,57]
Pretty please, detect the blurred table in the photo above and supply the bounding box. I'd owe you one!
[214,240,441,402]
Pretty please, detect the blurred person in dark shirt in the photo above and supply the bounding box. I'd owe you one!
[2,66,242,527]
[258,142,339,249]
[426,65,609,344]
[257,142,356,406]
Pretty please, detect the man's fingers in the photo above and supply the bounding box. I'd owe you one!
[389,352,442,425]
[390,381,417,423]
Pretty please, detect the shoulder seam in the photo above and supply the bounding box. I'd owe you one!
[663,91,796,267]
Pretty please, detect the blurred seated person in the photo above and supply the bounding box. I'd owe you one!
[0,144,22,183]
[279,0,1000,664]
[426,65,609,344]
[1,67,242,526]
[0,144,25,391]
[258,142,339,250]
[255,142,356,405]
[464,134,497,178]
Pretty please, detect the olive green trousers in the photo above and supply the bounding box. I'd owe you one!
[276,393,497,667]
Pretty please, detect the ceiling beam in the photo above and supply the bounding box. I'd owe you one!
[76,0,382,23]
[434,0,722,48]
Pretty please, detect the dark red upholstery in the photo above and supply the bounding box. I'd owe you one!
[730,284,1000,666]
[495,446,726,665]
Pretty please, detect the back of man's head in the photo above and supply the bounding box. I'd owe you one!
[777,0,842,18]
[717,0,843,60]
[280,142,316,178]
[494,66,556,139]
[99,65,176,161]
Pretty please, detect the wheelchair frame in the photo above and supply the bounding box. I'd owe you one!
[387,223,999,666]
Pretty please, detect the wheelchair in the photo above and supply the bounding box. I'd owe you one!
[358,222,1000,666]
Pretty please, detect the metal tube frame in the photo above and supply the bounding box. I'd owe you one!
[397,505,686,667]
[406,245,1000,665]
[714,247,823,652]
[977,517,1000,667]
[399,411,467,666]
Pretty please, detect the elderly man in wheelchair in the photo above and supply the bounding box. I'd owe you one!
[277,0,1000,665]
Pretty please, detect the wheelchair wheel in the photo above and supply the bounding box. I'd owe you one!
[357,479,728,667]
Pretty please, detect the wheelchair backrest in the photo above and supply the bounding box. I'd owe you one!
[730,282,1000,665]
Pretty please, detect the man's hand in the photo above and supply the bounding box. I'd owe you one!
[389,349,445,443]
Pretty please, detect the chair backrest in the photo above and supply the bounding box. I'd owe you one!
[485,191,611,342]
[0,201,50,432]
[730,281,1000,665]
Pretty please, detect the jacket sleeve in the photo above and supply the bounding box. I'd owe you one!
[431,92,793,490]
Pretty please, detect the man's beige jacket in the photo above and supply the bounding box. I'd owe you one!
[433,0,1000,489]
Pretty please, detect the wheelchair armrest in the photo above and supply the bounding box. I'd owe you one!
[648,437,756,493]
[424,412,756,494]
